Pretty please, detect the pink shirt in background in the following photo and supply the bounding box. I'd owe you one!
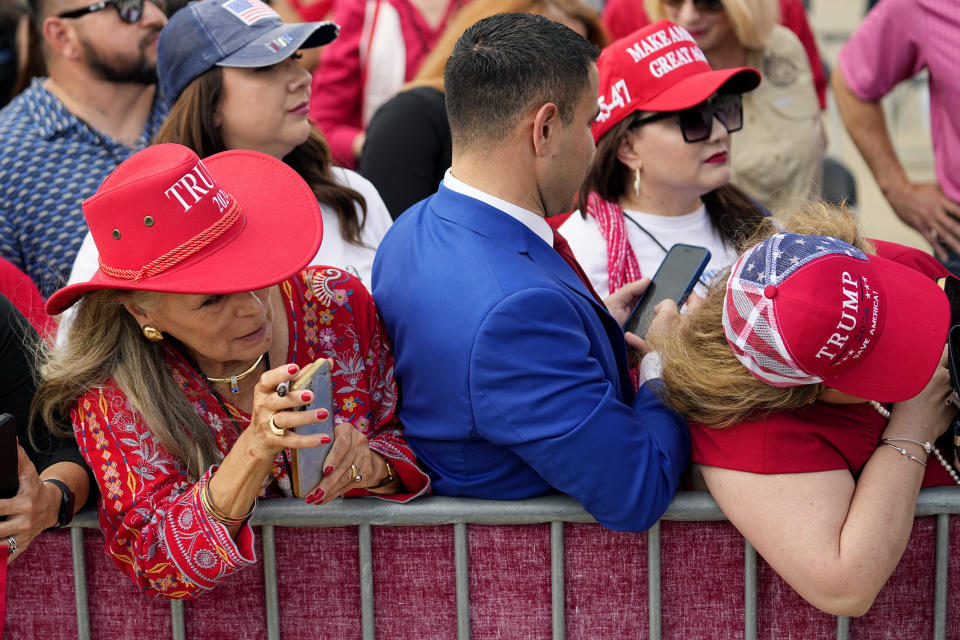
[837,0,960,203]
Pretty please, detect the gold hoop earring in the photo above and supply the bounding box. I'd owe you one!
[634,168,641,197]
[142,325,163,342]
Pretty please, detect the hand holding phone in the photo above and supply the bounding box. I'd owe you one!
[623,244,711,337]
[289,359,336,497]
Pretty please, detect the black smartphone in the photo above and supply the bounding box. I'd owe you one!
[623,244,711,337]
[0,413,19,501]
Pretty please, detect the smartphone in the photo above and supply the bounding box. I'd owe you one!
[290,359,335,497]
[0,413,19,502]
[623,244,711,337]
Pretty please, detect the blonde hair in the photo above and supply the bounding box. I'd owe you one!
[644,0,778,50]
[652,202,875,428]
[33,291,221,480]
[410,0,610,92]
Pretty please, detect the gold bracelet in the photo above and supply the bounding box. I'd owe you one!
[200,479,256,527]
[368,458,396,490]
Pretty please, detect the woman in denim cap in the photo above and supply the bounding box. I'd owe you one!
[67,0,393,287]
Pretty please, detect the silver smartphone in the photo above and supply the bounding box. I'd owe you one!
[290,359,336,497]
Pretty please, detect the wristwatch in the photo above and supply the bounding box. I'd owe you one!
[43,479,76,529]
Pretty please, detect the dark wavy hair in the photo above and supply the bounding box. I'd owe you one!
[444,12,600,149]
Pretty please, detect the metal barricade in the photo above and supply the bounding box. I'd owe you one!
[66,488,960,640]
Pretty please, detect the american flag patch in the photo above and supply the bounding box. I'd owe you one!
[265,33,294,51]
[223,0,277,25]
[722,233,868,387]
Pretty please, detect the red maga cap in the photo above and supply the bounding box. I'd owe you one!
[46,144,323,314]
[592,20,760,142]
[723,233,948,402]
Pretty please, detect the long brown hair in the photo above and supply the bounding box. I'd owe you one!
[154,66,368,246]
[34,290,221,480]
[652,203,875,428]
[410,0,610,92]
[578,111,766,249]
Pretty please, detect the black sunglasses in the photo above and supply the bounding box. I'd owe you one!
[630,93,743,143]
[663,0,726,12]
[58,0,164,23]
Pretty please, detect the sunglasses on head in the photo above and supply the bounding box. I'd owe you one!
[630,93,743,143]
[58,0,165,23]
[663,0,726,12]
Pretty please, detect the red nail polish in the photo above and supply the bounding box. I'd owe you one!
[317,408,329,420]
[319,435,331,444]
[307,488,324,503]
[324,465,333,477]
[288,364,299,374]
[301,391,312,402]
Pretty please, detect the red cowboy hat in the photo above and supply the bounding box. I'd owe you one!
[46,143,322,314]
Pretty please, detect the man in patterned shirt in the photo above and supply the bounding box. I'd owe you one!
[0,0,168,298]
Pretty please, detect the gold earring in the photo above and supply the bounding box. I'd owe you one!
[634,168,641,197]
[142,325,163,342]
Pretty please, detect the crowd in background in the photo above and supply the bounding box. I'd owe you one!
[0,0,957,624]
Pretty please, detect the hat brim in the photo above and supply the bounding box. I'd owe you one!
[822,253,949,403]
[217,20,339,68]
[45,150,322,315]
[638,66,760,113]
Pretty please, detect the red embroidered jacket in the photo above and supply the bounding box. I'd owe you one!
[72,267,430,598]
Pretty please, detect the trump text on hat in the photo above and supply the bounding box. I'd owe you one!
[164,161,230,214]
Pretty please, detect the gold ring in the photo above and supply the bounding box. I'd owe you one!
[268,414,285,437]
[350,464,362,483]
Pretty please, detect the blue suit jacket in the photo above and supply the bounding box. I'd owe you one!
[372,185,690,532]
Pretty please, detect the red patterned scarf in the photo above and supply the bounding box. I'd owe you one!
[585,192,643,392]
[585,192,642,294]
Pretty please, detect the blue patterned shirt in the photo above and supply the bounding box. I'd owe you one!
[0,78,168,298]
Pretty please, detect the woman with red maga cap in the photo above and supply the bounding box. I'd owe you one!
[653,204,958,616]
[35,144,429,598]
[560,22,765,342]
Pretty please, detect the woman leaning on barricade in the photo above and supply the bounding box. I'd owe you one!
[34,143,429,599]
[651,204,959,616]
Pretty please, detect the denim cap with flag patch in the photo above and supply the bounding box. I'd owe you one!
[158,0,339,102]
[722,232,949,403]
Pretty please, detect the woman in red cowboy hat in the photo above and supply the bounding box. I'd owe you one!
[36,144,429,599]
[653,203,958,616]
[559,21,766,387]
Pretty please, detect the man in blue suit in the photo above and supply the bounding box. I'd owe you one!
[372,12,690,532]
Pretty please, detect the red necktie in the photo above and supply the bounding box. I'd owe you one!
[552,228,604,305]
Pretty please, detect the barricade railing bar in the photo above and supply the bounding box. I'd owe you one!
[66,488,960,640]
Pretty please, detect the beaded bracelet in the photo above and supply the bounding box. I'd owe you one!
[200,479,256,527]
